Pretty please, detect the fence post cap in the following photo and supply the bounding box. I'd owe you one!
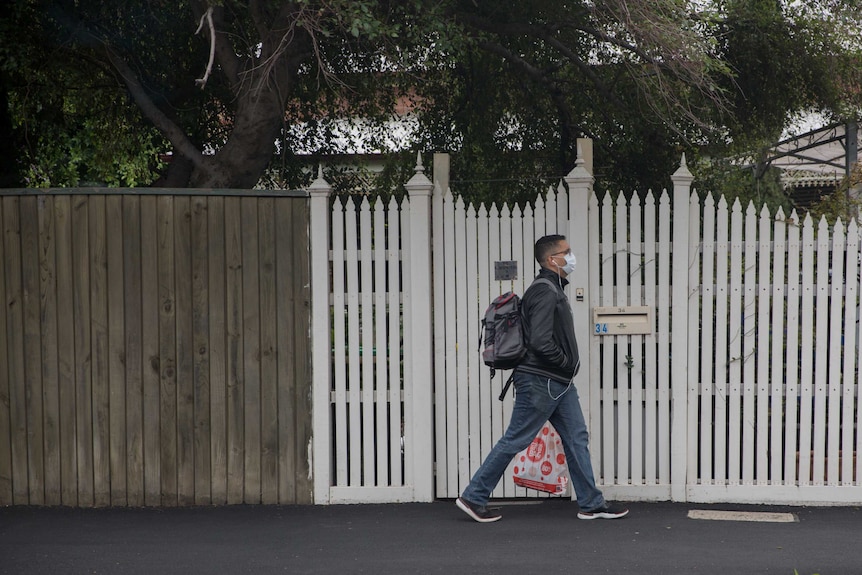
[404,152,433,195]
[672,153,695,183]
[564,141,594,185]
[308,164,332,197]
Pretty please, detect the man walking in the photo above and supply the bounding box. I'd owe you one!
[457,234,629,522]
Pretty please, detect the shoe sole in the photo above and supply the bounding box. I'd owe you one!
[456,498,502,523]
[577,509,629,520]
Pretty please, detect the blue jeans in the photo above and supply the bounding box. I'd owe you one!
[460,371,605,511]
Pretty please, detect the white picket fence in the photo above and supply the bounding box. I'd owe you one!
[310,151,862,505]
[685,197,861,503]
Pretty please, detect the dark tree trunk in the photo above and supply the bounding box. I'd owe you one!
[152,153,194,188]
[190,89,285,189]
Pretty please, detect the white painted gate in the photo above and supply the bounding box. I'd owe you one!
[311,149,862,505]
[309,163,435,504]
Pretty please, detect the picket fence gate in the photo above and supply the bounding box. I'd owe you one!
[309,148,862,505]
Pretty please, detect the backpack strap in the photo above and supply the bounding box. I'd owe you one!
[530,277,561,296]
[498,372,515,401]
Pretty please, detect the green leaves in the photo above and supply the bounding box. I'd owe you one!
[3,0,859,193]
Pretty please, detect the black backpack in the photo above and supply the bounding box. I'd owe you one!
[479,278,554,400]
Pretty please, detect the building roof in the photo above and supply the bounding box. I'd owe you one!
[766,121,860,189]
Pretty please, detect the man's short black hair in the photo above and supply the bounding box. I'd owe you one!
[535,234,567,265]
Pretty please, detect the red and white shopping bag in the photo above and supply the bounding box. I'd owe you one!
[512,422,569,494]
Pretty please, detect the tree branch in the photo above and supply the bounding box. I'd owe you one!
[194,7,215,89]
[456,12,628,112]
[252,3,316,100]
[572,24,658,66]
[190,1,241,88]
[540,35,628,110]
[250,0,273,40]
[458,7,727,135]
[104,45,205,170]
[478,40,579,165]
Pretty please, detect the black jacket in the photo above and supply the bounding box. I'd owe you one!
[516,268,580,382]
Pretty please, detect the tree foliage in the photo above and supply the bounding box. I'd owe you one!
[1,0,860,199]
[805,160,862,224]
[0,2,161,186]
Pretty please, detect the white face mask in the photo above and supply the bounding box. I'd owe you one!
[561,252,577,275]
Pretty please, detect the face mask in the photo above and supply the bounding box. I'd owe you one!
[560,252,577,275]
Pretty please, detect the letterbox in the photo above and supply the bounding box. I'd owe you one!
[592,306,653,335]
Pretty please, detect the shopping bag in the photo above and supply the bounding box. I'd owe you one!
[512,421,569,494]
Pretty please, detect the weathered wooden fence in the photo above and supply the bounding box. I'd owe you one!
[0,190,312,507]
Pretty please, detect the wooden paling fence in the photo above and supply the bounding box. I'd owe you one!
[0,190,312,507]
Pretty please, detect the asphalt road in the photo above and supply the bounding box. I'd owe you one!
[1,500,859,574]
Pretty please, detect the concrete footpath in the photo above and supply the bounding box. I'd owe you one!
[1,500,859,574]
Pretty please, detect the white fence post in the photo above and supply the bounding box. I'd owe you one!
[564,139,594,449]
[309,167,333,504]
[670,155,694,501]
[431,153,449,498]
[403,153,435,502]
